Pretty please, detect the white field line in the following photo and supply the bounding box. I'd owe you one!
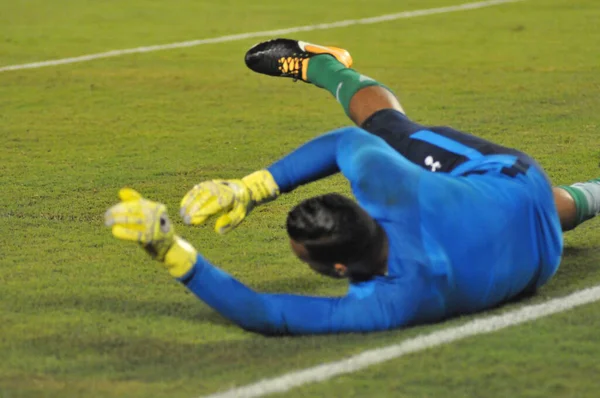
[203,284,600,398]
[0,0,523,73]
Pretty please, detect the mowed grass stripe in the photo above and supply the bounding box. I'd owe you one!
[203,284,600,398]
[0,0,522,73]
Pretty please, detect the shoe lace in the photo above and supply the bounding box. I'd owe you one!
[278,56,302,77]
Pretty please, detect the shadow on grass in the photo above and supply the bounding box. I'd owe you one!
[562,245,600,258]
[11,273,343,328]
[20,246,599,330]
[19,325,384,386]
[12,247,597,362]
[552,245,600,287]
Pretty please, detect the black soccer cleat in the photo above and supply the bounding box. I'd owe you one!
[244,38,353,82]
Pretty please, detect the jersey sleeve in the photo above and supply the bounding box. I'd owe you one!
[266,127,348,193]
[180,254,423,335]
[266,126,424,202]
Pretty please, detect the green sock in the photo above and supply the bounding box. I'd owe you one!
[306,55,392,117]
[559,178,600,227]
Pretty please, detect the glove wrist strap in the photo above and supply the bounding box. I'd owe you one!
[241,170,280,205]
[164,236,198,278]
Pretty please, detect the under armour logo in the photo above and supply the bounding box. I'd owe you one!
[425,156,442,172]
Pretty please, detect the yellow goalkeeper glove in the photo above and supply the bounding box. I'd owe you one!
[179,169,280,234]
[104,188,197,278]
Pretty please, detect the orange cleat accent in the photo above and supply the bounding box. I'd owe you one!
[298,41,353,81]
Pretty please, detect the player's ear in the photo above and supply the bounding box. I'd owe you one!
[334,263,348,277]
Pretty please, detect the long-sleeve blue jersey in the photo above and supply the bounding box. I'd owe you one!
[180,127,563,335]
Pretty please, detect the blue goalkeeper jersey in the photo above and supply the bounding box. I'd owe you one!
[181,127,563,335]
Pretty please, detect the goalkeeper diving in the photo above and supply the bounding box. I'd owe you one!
[105,39,600,335]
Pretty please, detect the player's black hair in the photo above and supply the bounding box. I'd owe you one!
[286,193,387,282]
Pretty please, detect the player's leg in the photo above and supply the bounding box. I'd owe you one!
[361,111,599,233]
[303,55,404,125]
[348,86,404,127]
[245,39,403,125]
[244,39,530,175]
[245,39,600,233]
[554,179,600,231]
[554,187,578,230]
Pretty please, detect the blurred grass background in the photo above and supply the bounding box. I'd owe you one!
[1,0,599,396]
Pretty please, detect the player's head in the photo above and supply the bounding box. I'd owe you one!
[286,193,388,282]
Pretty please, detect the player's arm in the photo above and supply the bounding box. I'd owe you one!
[265,127,350,192]
[104,189,421,334]
[265,126,423,196]
[180,126,361,233]
[180,126,420,233]
[181,255,422,334]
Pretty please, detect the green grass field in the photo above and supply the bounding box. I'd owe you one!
[1,0,599,397]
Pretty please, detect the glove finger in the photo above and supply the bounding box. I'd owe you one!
[106,201,140,215]
[182,196,222,225]
[180,187,200,215]
[187,214,210,225]
[214,205,246,234]
[105,204,142,226]
[180,185,215,217]
[214,213,234,234]
[118,187,142,202]
[106,215,145,227]
[198,193,234,215]
[182,186,234,222]
[112,225,144,242]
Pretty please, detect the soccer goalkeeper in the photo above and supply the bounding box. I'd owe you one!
[105,39,599,335]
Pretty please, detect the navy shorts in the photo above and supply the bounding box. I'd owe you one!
[361,109,547,180]
[360,109,560,290]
